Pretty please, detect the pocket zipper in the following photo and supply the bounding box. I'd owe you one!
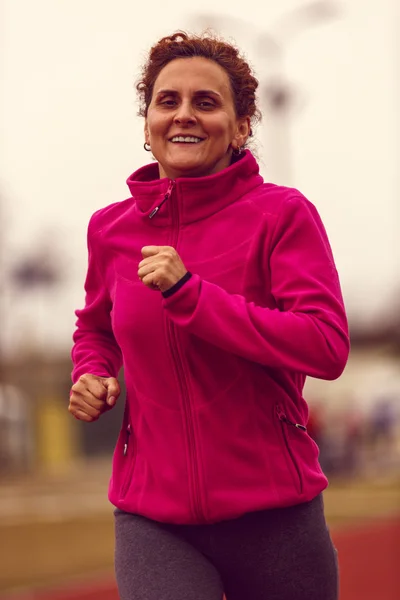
[276,403,305,494]
[121,423,136,499]
[123,423,132,456]
[276,405,307,431]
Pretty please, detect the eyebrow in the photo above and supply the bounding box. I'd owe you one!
[156,89,222,98]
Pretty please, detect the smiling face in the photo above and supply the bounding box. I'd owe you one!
[144,57,250,180]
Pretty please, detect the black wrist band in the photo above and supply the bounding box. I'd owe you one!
[162,272,193,299]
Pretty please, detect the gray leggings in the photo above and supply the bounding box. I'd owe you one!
[114,494,338,600]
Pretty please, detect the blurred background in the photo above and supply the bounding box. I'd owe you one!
[0,0,399,598]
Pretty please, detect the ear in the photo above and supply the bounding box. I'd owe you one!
[232,117,251,150]
[144,120,150,145]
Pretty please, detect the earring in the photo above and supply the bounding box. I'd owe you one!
[144,142,151,152]
[232,146,242,156]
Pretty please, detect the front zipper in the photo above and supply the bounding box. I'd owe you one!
[164,183,204,522]
[168,321,204,521]
[121,422,136,497]
[149,180,175,219]
[276,404,305,493]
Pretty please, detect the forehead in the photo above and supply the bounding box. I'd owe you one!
[153,57,232,96]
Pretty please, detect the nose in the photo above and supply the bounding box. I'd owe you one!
[173,100,197,126]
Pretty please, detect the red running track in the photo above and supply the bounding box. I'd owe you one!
[2,518,399,600]
[333,519,399,600]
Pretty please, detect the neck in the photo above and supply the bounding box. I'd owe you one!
[157,152,234,180]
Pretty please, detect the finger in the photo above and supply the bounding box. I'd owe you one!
[141,272,160,289]
[71,389,105,411]
[77,375,107,401]
[103,378,120,407]
[73,398,102,419]
[139,248,177,270]
[138,255,159,270]
[138,262,160,279]
[138,253,177,279]
[141,245,174,258]
[68,406,96,423]
[86,380,108,401]
[141,245,161,258]
[69,396,102,419]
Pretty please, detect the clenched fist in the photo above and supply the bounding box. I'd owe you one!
[138,246,187,292]
[69,374,120,422]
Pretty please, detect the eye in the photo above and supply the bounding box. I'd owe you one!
[161,99,177,107]
[157,95,178,107]
[197,100,215,109]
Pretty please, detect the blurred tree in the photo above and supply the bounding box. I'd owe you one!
[10,253,60,289]
[193,1,340,184]
[0,196,69,474]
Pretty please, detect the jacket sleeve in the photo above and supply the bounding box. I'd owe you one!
[71,217,123,383]
[162,195,350,381]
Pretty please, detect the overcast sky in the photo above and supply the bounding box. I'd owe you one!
[1,0,398,354]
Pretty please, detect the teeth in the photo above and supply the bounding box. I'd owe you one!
[171,136,203,143]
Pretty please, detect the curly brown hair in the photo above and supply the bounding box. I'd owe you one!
[136,31,261,136]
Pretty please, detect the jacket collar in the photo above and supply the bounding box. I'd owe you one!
[126,150,264,226]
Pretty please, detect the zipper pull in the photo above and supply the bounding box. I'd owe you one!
[276,405,307,432]
[276,404,286,421]
[293,423,307,432]
[123,424,131,456]
[149,180,175,219]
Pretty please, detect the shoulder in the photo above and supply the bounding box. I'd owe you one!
[246,185,329,245]
[88,197,134,237]
[246,183,318,220]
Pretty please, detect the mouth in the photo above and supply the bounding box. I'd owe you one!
[169,136,205,144]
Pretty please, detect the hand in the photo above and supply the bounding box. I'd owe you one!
[138,246,187,293]
[68,374,120,423]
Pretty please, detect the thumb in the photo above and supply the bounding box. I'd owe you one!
[141,245,161,258]
[103,378,120,407]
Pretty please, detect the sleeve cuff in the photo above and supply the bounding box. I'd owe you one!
[162,272,193,299]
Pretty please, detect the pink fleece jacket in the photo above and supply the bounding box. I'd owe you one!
[71,150,349,524]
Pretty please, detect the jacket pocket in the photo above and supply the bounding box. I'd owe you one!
[120,422,137,498]
[276,403,306,494]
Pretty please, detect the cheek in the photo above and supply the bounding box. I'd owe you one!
[147,114,169,139]
[207,116,236,140]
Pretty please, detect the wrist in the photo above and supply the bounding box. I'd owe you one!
[162,272,192,298]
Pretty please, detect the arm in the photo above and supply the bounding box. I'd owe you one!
[71,217,123,383]
[162,195,349,380]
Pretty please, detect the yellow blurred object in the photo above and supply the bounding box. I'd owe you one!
[36,397,78,473]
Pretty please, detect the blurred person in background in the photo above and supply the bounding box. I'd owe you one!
[69,31,349,600]
[306,400,331,473]
[306,401,325,449]
[341,401,365,476]
[0,384,31,475]
[369,394,398,472]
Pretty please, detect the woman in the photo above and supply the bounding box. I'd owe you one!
[69,31,349,600]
